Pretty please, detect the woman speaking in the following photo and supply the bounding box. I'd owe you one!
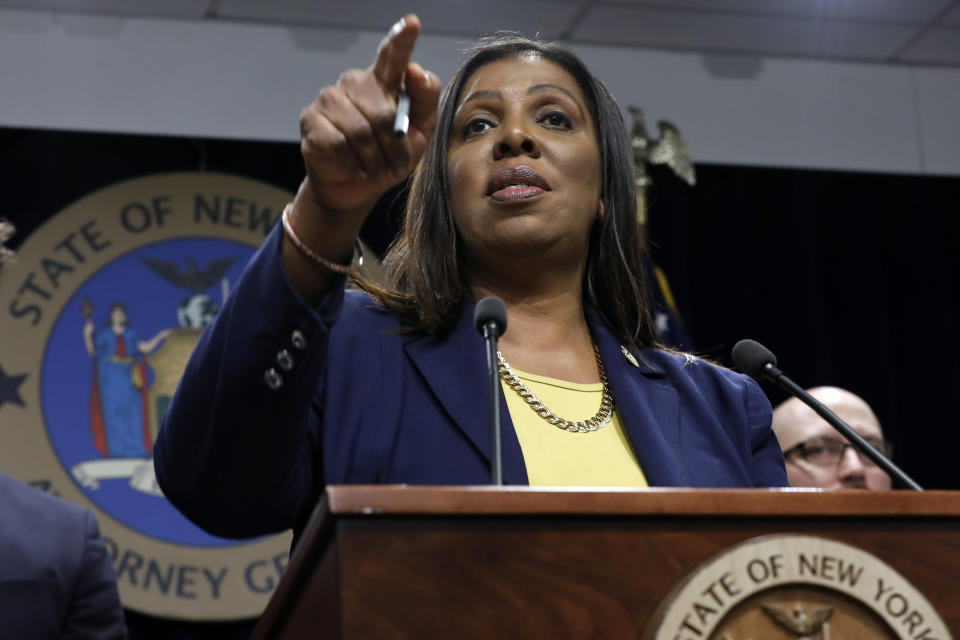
[154,15,787,542]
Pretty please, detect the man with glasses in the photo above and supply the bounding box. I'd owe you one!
[772,386,892,490]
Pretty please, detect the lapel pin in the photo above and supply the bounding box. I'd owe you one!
[621,345,640,368]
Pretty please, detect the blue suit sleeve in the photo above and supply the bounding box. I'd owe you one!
[154,224,345,538]
[61,510,126,640]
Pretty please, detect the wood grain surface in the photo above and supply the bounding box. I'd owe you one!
[327,485,960,516]
[254,487,960,639]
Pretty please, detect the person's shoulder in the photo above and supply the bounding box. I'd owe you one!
[0,472,88,524]
[640,348,755,394]
[0,473,87,516]
[0,472,93,569]
[639,349,773,443]
[640,348,727,374]
[342,289,395,321]
[338,289,424,335]
[327,290,412,368]
[343,288,380,310]
[0,474,126,638]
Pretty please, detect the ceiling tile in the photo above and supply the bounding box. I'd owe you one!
[0,0,209,19]
[220,0,582,38]
[572,6,919,60]
[898,27,960,64]
[602,0,954,24]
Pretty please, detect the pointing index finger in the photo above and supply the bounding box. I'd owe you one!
[372,14,420,93]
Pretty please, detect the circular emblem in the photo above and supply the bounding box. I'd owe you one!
[646,534,951,639]
[0,173,296,620]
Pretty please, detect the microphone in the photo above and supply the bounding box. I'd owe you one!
[474,297,508,485]
[474,296,508,338]
[731,339,922,491]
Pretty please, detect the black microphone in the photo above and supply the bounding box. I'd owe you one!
[474,297,508,485]
[731,339,922,491]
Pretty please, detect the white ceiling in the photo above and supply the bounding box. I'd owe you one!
[2,0,959,66]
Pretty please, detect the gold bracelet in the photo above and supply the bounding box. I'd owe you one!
[280,203,363,275]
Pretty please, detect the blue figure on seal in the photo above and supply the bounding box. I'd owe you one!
[83,301,170,458]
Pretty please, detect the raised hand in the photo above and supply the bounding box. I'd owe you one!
[298,14,440,218]
[283,14,440,301]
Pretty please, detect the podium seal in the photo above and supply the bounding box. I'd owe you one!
[645,534,950,640]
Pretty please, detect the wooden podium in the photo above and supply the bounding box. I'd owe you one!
[252,486,960,638]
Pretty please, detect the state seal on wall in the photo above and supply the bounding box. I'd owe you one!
[0,172,299,620]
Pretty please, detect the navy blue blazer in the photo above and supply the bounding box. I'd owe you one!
[155,226,787,541]
[0,473,126,639]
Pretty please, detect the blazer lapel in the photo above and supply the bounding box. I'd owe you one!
[587,308,692,486]
[403,302,529,485]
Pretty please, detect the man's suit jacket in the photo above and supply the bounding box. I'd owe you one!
[0,472,126,639]
[155,227,787,543]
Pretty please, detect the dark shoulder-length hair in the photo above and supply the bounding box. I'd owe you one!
[357,34,658,349]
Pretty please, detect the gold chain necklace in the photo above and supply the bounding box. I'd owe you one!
[497,344,615,433]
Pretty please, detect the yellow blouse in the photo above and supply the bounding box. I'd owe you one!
[502,368,648,487]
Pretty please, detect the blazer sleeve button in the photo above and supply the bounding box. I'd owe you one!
[276,349,294,371]
[291,329,307,350]
[264,368,283,390]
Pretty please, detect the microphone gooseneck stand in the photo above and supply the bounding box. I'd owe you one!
[732,339,922,492]
[474,297,508,486]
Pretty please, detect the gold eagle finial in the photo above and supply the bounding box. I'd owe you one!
[629,107,695,225]
[629,106,696,189]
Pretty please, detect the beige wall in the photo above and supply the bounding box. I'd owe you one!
[2,8,959,175]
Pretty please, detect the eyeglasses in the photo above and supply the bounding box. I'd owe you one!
[783,436,892,468]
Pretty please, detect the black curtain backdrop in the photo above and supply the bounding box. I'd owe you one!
[644,162,960,493]
[3,127,959,637]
